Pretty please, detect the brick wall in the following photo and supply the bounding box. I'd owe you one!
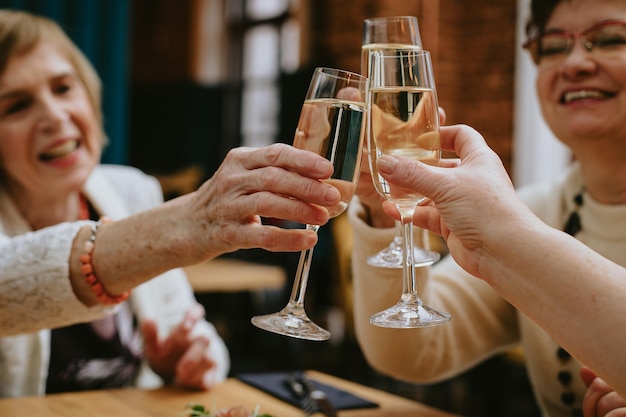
[129,0,517,174]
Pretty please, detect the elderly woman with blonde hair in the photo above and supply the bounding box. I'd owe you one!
[0,9,342,397]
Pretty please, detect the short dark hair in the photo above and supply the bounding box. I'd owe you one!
[525,0,563,42]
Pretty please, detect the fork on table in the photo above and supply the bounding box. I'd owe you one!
[285,372,339,417]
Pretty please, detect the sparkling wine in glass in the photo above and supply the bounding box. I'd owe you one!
[251,67,367,341]
[367,49,450,328]
[362,16,440,269]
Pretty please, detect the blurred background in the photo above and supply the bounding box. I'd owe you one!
[0,0,571,416]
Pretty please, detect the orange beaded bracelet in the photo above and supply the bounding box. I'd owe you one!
[80,217,130,305]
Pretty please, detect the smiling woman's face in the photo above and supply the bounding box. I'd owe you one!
[535,0,626,146]
[0,42,101,201]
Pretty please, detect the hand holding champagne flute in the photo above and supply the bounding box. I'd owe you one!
[252,67,368,341]
[367,49,450,328]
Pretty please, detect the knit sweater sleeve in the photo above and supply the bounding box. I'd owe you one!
[0,222,114,336]
[349,197,519,384]
[0,165,160,337]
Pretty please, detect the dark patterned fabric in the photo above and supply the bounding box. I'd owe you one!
[46,303,142,393]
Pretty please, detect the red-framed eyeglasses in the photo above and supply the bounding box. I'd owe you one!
[523,20,626,65]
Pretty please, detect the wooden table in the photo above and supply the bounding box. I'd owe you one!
[0,371,462,417]
[184,258,286,293]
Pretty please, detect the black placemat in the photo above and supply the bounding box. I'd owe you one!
[236,371,379,411]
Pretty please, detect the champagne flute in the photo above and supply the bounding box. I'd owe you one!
[362,16,440,268]
[367,49,450,328]
[251,67,368,341]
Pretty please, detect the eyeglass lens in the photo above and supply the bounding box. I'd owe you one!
[536,22,626,64]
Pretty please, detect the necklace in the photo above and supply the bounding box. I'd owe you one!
[563,189,584,237]
[556,188,585,417]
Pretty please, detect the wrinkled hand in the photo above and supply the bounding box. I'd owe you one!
[582,366,626,417]
[374,124,531,277]
[178,143,342,261]
[142,304,219,389]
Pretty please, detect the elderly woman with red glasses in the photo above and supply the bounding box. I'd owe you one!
[349,1,626,416]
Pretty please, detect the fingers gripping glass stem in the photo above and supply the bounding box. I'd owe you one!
[251,67,367,341]
[367,49,450,328]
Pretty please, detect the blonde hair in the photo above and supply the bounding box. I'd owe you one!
[0,9,106,144]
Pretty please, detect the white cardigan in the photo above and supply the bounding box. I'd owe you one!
[0,165,229,397]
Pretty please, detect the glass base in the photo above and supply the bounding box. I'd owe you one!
[367,247,441,269]
[370,302,451,328]
[251,311,331,341]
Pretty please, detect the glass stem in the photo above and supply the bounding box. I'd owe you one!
[400,210,421,306]
[287,224,320,308]
[392,220,403,245]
